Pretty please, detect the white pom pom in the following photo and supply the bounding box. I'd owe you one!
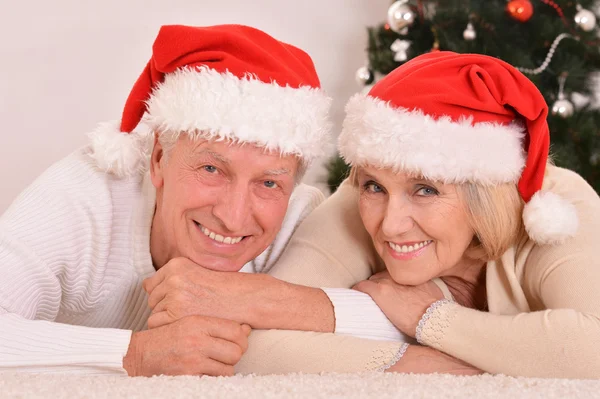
[87,121,152,178]
[523,191,579,245]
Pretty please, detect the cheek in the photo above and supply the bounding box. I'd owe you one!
[432,206,474,255]
[358,199,383,238]
[254,198,290,233]
[166,173,221,211]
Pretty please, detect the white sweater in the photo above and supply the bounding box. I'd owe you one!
[0,147,332,375]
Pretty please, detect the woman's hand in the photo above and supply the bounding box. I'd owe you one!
[353,271,444,337]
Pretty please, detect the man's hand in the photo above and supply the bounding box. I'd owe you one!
[143,257,334,333]
[123,315,251,377]
[143,257,268,329]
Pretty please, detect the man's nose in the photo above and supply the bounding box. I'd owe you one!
[212,184,252,233]
[381,196,414,238]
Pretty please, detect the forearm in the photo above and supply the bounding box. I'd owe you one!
[248,276,407,342]
[386,345,481,376]
[0,313,131,375]
[248,274,334,333]
[418,301,600,378]
[236,329,406,375]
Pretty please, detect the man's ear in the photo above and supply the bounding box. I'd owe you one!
[150,133,165,189]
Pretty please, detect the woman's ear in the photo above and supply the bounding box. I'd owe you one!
[150,133,165,189]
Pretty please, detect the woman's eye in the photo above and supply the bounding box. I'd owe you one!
[417,186,439,196]
[203,165,218,174]
[263,180,279,189]
[364,181,384,194]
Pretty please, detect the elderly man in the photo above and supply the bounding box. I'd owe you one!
[0,24,408,377]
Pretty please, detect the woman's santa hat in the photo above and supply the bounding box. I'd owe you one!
[339,51,578,245]
[89,24,332,177]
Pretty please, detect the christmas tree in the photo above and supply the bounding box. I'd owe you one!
[327,0,600,193]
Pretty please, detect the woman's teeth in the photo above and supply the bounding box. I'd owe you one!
[388,240,432,254]
[200,225,243,244]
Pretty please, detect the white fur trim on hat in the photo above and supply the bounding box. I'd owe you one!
[145,67,332,164]
[339,94,527,184]
[523,191,579,245]
[87,121,153,178]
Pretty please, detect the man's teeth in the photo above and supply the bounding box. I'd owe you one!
[388,240,432,254]
[200,225,243,244]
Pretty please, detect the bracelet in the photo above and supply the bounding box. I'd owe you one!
[415,299,453,344]
[378,342,410,372]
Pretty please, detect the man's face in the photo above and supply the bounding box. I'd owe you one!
[150,135,299,271]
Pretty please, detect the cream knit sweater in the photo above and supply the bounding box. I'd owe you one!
[0,148,411,375]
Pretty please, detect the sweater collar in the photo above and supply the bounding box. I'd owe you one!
[132,173,157,277]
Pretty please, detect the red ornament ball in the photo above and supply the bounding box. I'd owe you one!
[507,0,534,22]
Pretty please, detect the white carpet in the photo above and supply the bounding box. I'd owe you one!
[2,372,599,398]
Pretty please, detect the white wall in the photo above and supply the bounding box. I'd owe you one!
[0,0,391,212]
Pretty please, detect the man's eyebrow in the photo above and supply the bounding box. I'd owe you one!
[263,168,291,176]
[196,149,230,164]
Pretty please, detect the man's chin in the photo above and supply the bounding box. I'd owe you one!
[188,253,249,272]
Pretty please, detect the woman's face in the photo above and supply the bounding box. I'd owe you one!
[357,166,475,285]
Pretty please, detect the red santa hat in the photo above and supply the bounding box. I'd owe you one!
[339,51,578,245]
[88,24,332,177]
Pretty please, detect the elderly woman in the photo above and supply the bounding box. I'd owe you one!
[236,51,600,378]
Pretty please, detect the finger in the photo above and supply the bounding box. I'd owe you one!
[194,359,235,377]
[147,311,173,329]
[143,267,168,295]
[241,324,252,336]
[200,317,249,353]
[369,270,391,281]
[204,336,245,365]
[353,280,378,296]
[147,281,169,310]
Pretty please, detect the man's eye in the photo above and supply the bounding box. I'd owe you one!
[203,165,218,173]
[264,180,279,189]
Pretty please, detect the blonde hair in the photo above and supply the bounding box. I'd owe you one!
[458,181,525,262]
[349,165,525,262]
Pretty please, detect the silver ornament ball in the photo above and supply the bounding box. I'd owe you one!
[387,0,416,33]
[590,152,600,166]
[575,8,597,32]
[355,66,374,86]
[551,98,574,118]
[463,23,477,41]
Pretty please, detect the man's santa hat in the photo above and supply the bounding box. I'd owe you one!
[89,24,332,177]
[339,51,578,245]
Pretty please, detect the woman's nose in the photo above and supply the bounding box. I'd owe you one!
[381,197,414,238]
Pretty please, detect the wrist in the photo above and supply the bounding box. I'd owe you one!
[122,331,142,377]
[251,275,334,332]
[415,299,454,343]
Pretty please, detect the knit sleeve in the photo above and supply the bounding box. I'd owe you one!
[236,330,406,375]
[0,152,134,374]
[416,169,600,379]
[0,312,131,375]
